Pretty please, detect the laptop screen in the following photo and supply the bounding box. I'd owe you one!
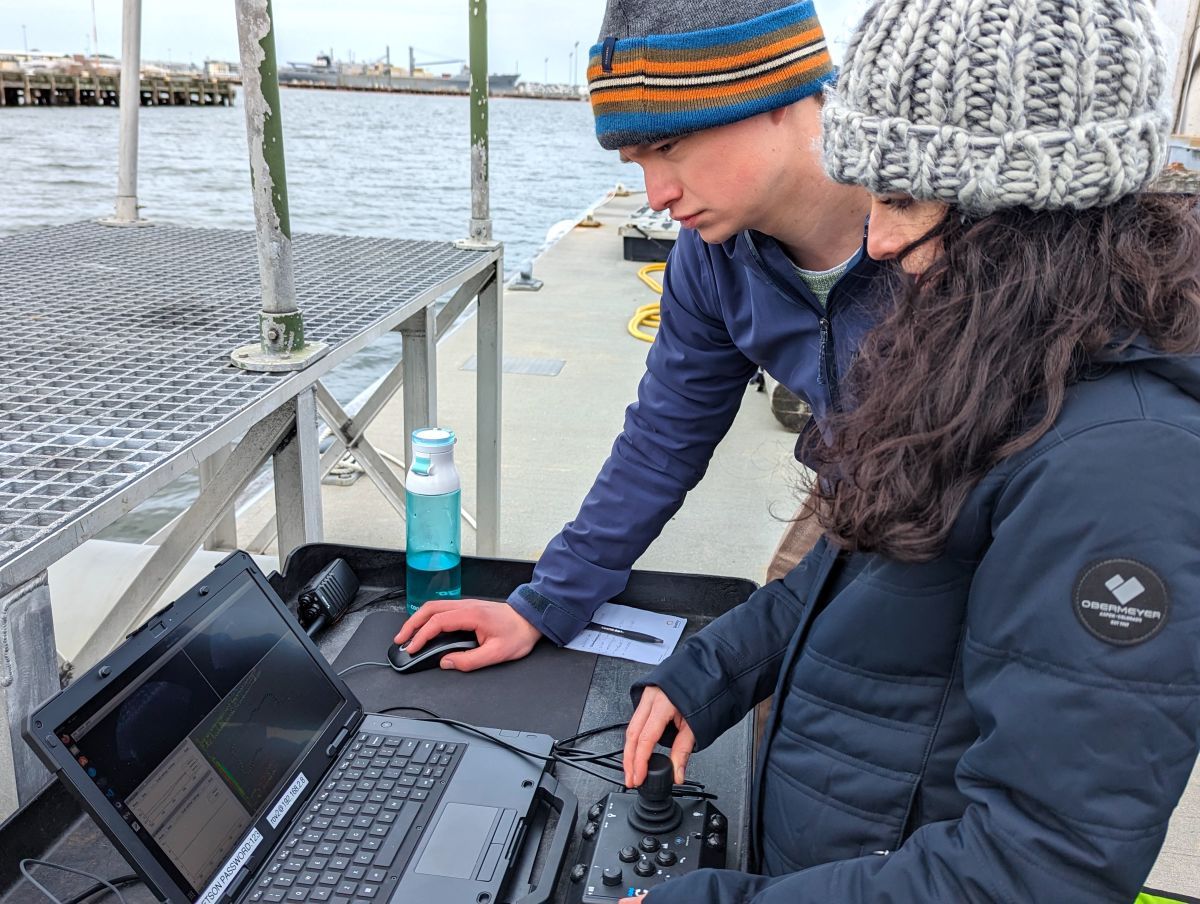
[54,572,346,899]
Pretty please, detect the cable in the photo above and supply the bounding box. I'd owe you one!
[554,746,624,764]
[374,705,710,797]
[337,661,391,677]
[19,860,133,904]
[356,587,407,611]
[628,262,665,342]
[554,720,629,748]
[63,876,142,904]
[375,705,631,787]
[309,586,409,640]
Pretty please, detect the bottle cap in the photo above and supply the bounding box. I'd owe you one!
[411,427,456,453]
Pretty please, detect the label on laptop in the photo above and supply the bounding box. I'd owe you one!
[267,773,309,829]
[196,828,262,904]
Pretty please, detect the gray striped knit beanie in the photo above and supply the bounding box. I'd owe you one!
[821,0,1171,213]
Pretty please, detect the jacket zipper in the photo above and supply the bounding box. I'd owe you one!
[819,315,841,412]
[744,232,849,413]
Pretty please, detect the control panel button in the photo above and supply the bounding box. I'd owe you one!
[601,867,623,887]
[705,832,726,852]
[708,814,727,833]
[639,835,658,853]
[582,822,599,841]
[619,846,638,863]
[569,864,586,883]
[588,803,604,821]
[655,849,677,867]
[634,858,656,878]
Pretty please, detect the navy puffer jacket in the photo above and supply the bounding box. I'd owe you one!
[636,343,1200,903]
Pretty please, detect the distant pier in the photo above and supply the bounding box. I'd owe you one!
[0,73,236,107]
[278,78,582,101]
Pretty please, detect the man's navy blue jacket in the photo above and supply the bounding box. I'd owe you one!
[633,342,1200,903]
[508,226,882,643]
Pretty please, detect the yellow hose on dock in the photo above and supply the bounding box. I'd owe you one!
[629,262,666,342]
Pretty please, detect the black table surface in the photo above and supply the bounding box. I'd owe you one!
[0,545,758,904]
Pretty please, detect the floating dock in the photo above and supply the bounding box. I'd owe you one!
[0,72,236,107]
[0,184,1194,895]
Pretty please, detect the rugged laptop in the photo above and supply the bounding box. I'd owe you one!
[24,551,574,904]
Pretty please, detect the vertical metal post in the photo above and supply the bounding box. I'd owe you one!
[0,573,59,819]
[106,0,143,224]
[476,262,502,556]
[273,389,324,560]
[453,0,504,553]
[200,445,238,550]
[231,0,326,372]
[400,308,438,463]
[466,0,493,245]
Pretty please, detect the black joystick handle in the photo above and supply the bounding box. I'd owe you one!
[628,753,683,834]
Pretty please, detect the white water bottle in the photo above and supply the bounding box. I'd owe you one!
[405,428,462,613]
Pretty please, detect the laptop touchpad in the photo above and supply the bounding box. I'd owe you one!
[415,803,498,879]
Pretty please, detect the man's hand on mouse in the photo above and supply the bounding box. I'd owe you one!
[624,686,695,787]
[394,599,541,672]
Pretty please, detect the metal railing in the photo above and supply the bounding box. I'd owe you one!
[0,0,504,817]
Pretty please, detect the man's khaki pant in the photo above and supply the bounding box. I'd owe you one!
[753,504,826,760]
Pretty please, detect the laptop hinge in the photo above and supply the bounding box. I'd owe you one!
[225,866,251,902]
[324,711,361,757]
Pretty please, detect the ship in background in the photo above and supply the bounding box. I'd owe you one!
[276,45,578,100]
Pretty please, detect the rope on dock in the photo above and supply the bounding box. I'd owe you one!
[628,262,665,342]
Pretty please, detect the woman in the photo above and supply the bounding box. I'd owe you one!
[619,0,1200,901]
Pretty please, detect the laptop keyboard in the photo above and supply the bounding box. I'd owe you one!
[246,731,464,904]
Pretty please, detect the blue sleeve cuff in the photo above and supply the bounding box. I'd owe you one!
[506,584,591,646]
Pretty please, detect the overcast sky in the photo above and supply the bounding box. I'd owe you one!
[1,0,872,79]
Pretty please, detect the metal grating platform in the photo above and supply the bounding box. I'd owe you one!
[0,221,493,586]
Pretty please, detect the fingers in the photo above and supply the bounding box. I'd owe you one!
[669,722,695,785]
[441,638,515,672]
[404,607,480,653]
[631,705,669,787]
[624,694,654,787]
[395,597,465,647]
[394,600,442,645]
[624,691,677,788]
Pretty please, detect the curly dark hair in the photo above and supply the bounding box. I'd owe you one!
[806,193,1200,562]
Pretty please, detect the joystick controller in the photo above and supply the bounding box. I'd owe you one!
[627,755,682,834]
[567,753,728,903]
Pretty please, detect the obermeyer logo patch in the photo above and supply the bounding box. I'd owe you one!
[1073,558,1169,645]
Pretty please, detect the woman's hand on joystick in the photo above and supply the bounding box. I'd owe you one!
[624,686,695,787]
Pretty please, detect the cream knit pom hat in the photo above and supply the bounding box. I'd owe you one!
[821,0,1172,213]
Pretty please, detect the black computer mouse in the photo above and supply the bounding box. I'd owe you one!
[387,631,480,673]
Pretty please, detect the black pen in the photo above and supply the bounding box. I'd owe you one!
[586,622,664,644]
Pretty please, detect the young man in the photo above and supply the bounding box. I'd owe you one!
[396,0,877,669]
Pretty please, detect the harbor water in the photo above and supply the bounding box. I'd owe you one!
[0,88,638,539]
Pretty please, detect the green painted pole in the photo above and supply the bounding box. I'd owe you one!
[231,0,324,371]
[468,0,492,244]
